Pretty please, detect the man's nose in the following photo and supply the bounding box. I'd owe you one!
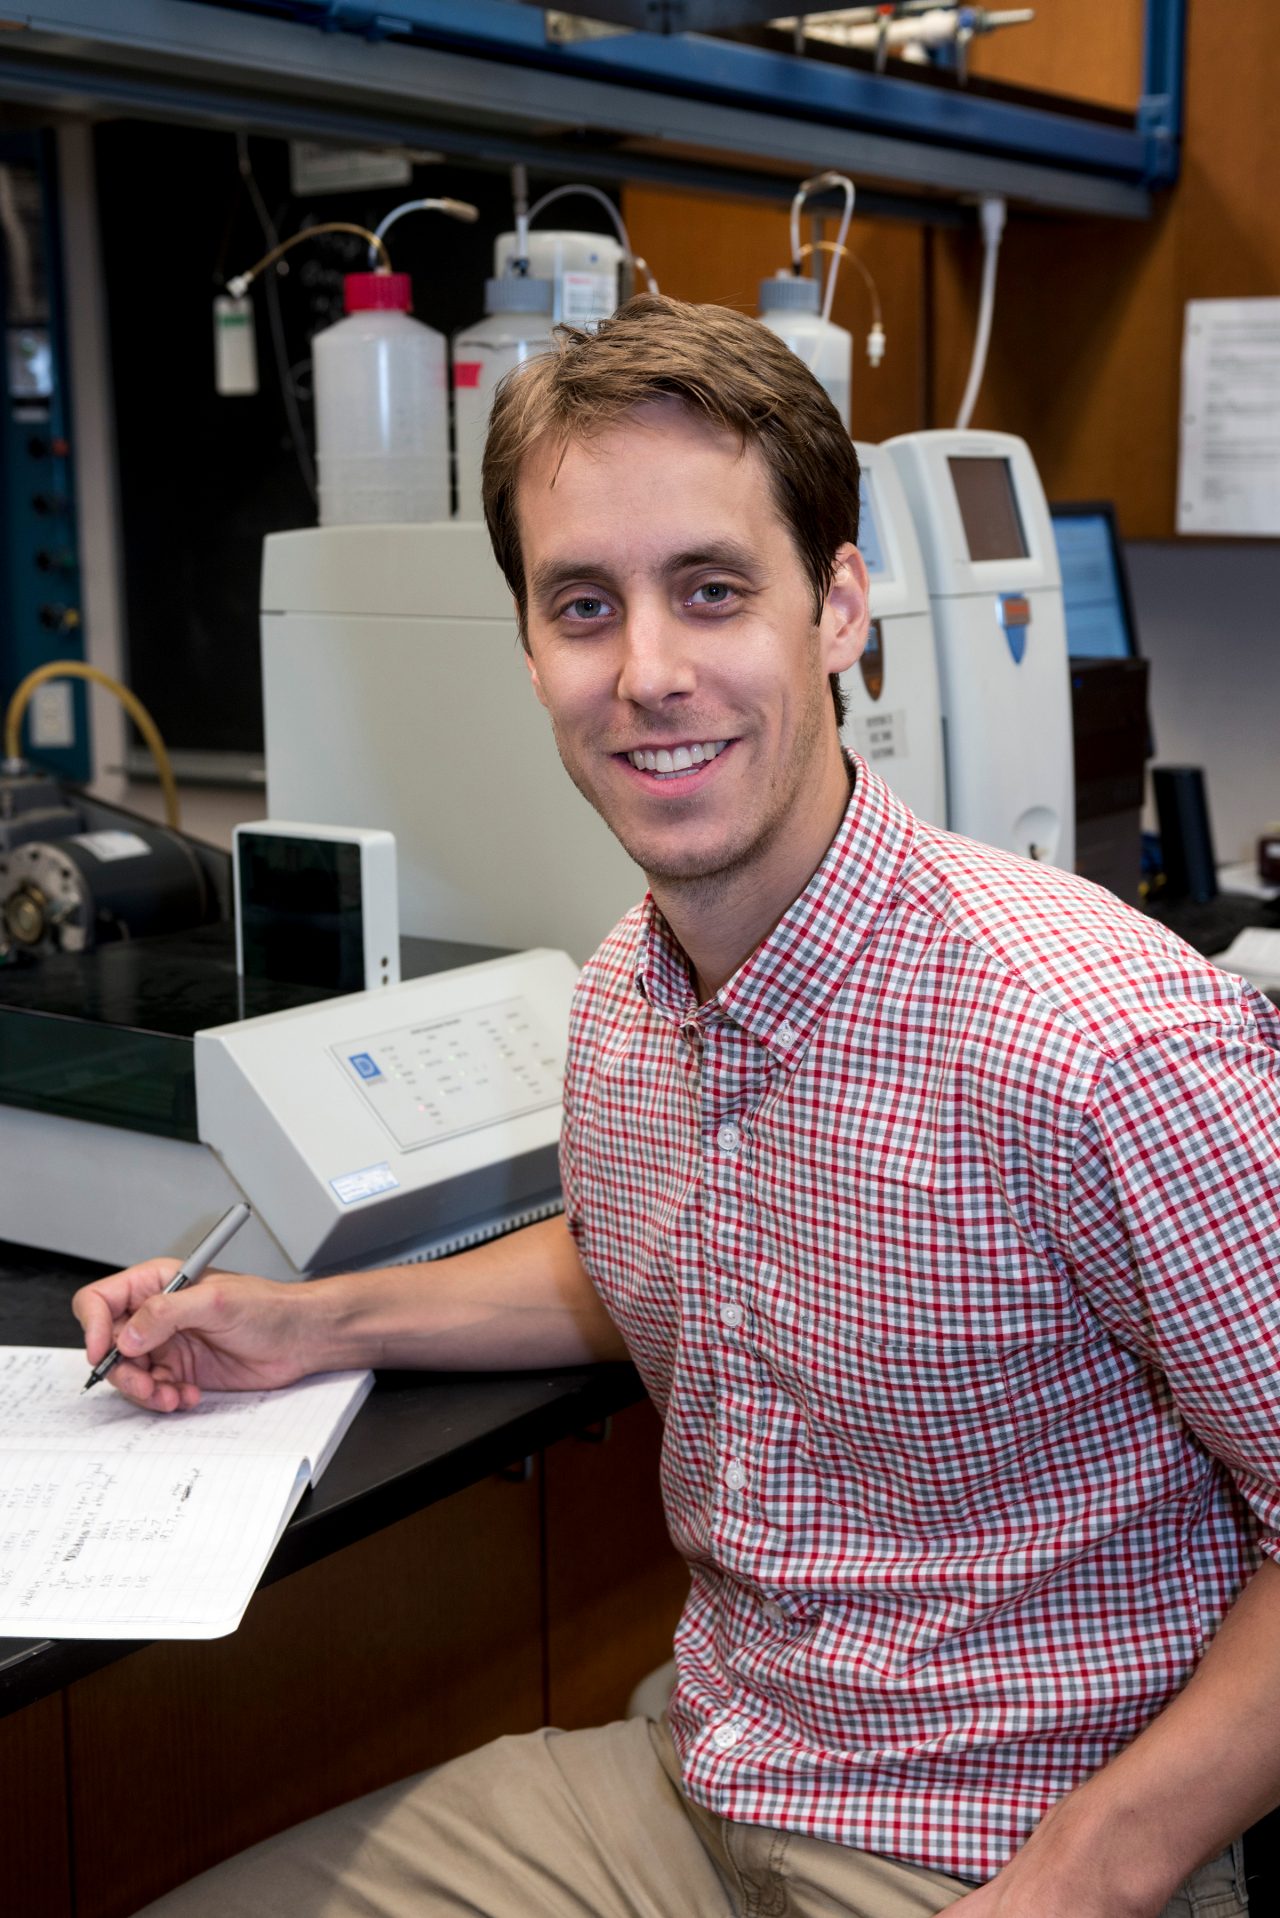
[615,600,697,709]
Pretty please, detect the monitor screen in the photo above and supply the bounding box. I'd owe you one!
[237,831,365,991]
[858,470,888,578]
[1051,506,1137,660]
[948,455,1029,562]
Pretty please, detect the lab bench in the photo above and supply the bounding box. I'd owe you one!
[0,1244,689,1918]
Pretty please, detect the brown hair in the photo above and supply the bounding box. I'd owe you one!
[481,292,861,725]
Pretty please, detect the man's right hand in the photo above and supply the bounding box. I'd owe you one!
[72,1261,314,1413]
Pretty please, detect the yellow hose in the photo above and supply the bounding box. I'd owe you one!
[3,661,181,829]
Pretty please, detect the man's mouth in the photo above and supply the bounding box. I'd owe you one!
[623,739,730,781]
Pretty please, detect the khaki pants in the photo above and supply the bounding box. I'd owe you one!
[138,1716,1249,1918]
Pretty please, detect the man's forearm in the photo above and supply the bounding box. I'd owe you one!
[960,1554,1280,1916]
[295,1214,629,1375]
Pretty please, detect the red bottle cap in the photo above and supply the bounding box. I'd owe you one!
[344,272,413,313]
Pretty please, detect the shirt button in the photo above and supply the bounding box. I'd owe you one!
[775,1020,798,1047]
[724,1459,746,1491]
[711,1721,741,1751]
[716,1121,742,1154]
[719,1301,744,1330]
[762,1600,784,1624]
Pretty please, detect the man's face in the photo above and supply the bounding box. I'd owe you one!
[516,401,868,899]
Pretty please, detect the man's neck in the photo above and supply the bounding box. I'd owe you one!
[653,762,855,1005]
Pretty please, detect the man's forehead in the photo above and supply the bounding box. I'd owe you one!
[518,397,752,492]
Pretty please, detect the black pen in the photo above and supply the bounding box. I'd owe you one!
[82,1202,252,1393]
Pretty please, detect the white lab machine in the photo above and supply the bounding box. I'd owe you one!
[885,429,1074,868]
[196,948,576,1275]
[843,443,946,827]
[260,523,646,965]
[0,947,577,1282]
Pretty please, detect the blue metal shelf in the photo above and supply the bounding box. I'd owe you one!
[211,0,1183,188]
[0,1,1184,217]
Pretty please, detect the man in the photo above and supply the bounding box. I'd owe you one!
[77,297,1280,1918]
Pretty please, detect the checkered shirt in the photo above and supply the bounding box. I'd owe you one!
[560,758,1280,1883]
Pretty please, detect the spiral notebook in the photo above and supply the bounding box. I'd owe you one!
[0,1347,372,1640]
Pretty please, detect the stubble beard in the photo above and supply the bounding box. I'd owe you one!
[549,651,833,914]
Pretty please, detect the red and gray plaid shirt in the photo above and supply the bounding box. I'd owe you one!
[561,758,1280,1883]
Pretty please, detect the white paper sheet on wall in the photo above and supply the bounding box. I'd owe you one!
[1178,299,1280,536]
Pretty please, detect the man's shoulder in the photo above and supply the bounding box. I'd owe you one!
[894,823,1257,1060]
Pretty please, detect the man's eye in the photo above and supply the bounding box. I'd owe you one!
[688,582,735,607]
[563,596,610,620]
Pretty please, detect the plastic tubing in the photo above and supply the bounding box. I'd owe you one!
[789,173,856,327]
[523,184,659,295]
[368,197,479,266]
[227,224,392,298]
[3,661,181,829]
[954,195,1007,431]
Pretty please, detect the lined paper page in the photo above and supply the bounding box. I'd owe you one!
[0,1349,371,1475]
[0,1448,309,1638]
[0,1348,373,1638]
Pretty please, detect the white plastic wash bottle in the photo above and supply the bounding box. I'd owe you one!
[313,271,449,525]
[452,275,556,520]
[758,272,853,432]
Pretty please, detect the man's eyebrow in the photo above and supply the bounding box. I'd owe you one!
[666,543,759,577]
[528,558,618,606]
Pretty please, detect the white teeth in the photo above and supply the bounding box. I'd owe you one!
[627,740,729,778]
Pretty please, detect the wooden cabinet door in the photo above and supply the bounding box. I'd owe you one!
[543,1398,689,1729]
[66,1472,543,1918]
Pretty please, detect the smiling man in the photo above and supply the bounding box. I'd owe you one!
[77,296,1280,1918]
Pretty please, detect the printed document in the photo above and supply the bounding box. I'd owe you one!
[0,1348,371,1639]
[1178,299,1280,535]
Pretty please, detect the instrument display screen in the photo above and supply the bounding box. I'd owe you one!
[948,455,1029,562]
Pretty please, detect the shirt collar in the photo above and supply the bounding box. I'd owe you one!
[632,755,917,1058]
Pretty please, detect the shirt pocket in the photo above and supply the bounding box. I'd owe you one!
[756,1316,1111,1536]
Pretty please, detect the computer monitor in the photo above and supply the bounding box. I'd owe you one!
[1049,501,1139,661]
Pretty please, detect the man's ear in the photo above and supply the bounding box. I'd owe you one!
[821,542,871,676]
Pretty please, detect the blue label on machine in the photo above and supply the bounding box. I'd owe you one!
[348,1052,381,1080]
[331,1163,399,1205]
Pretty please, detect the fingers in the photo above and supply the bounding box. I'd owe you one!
[115,1278,230,1361]
[72,1260,183,1364]
[95,1355,202,1416]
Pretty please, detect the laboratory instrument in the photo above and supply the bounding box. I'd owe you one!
[885,428,1074,868]
[197,948,574,1274]
[260,522,647,964]
[0,822,210,956]
[842,442,945,825]
[233,819,400,991]
[0,798,575,1280]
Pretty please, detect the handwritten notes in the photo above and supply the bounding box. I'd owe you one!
[0,1349,371,1639]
